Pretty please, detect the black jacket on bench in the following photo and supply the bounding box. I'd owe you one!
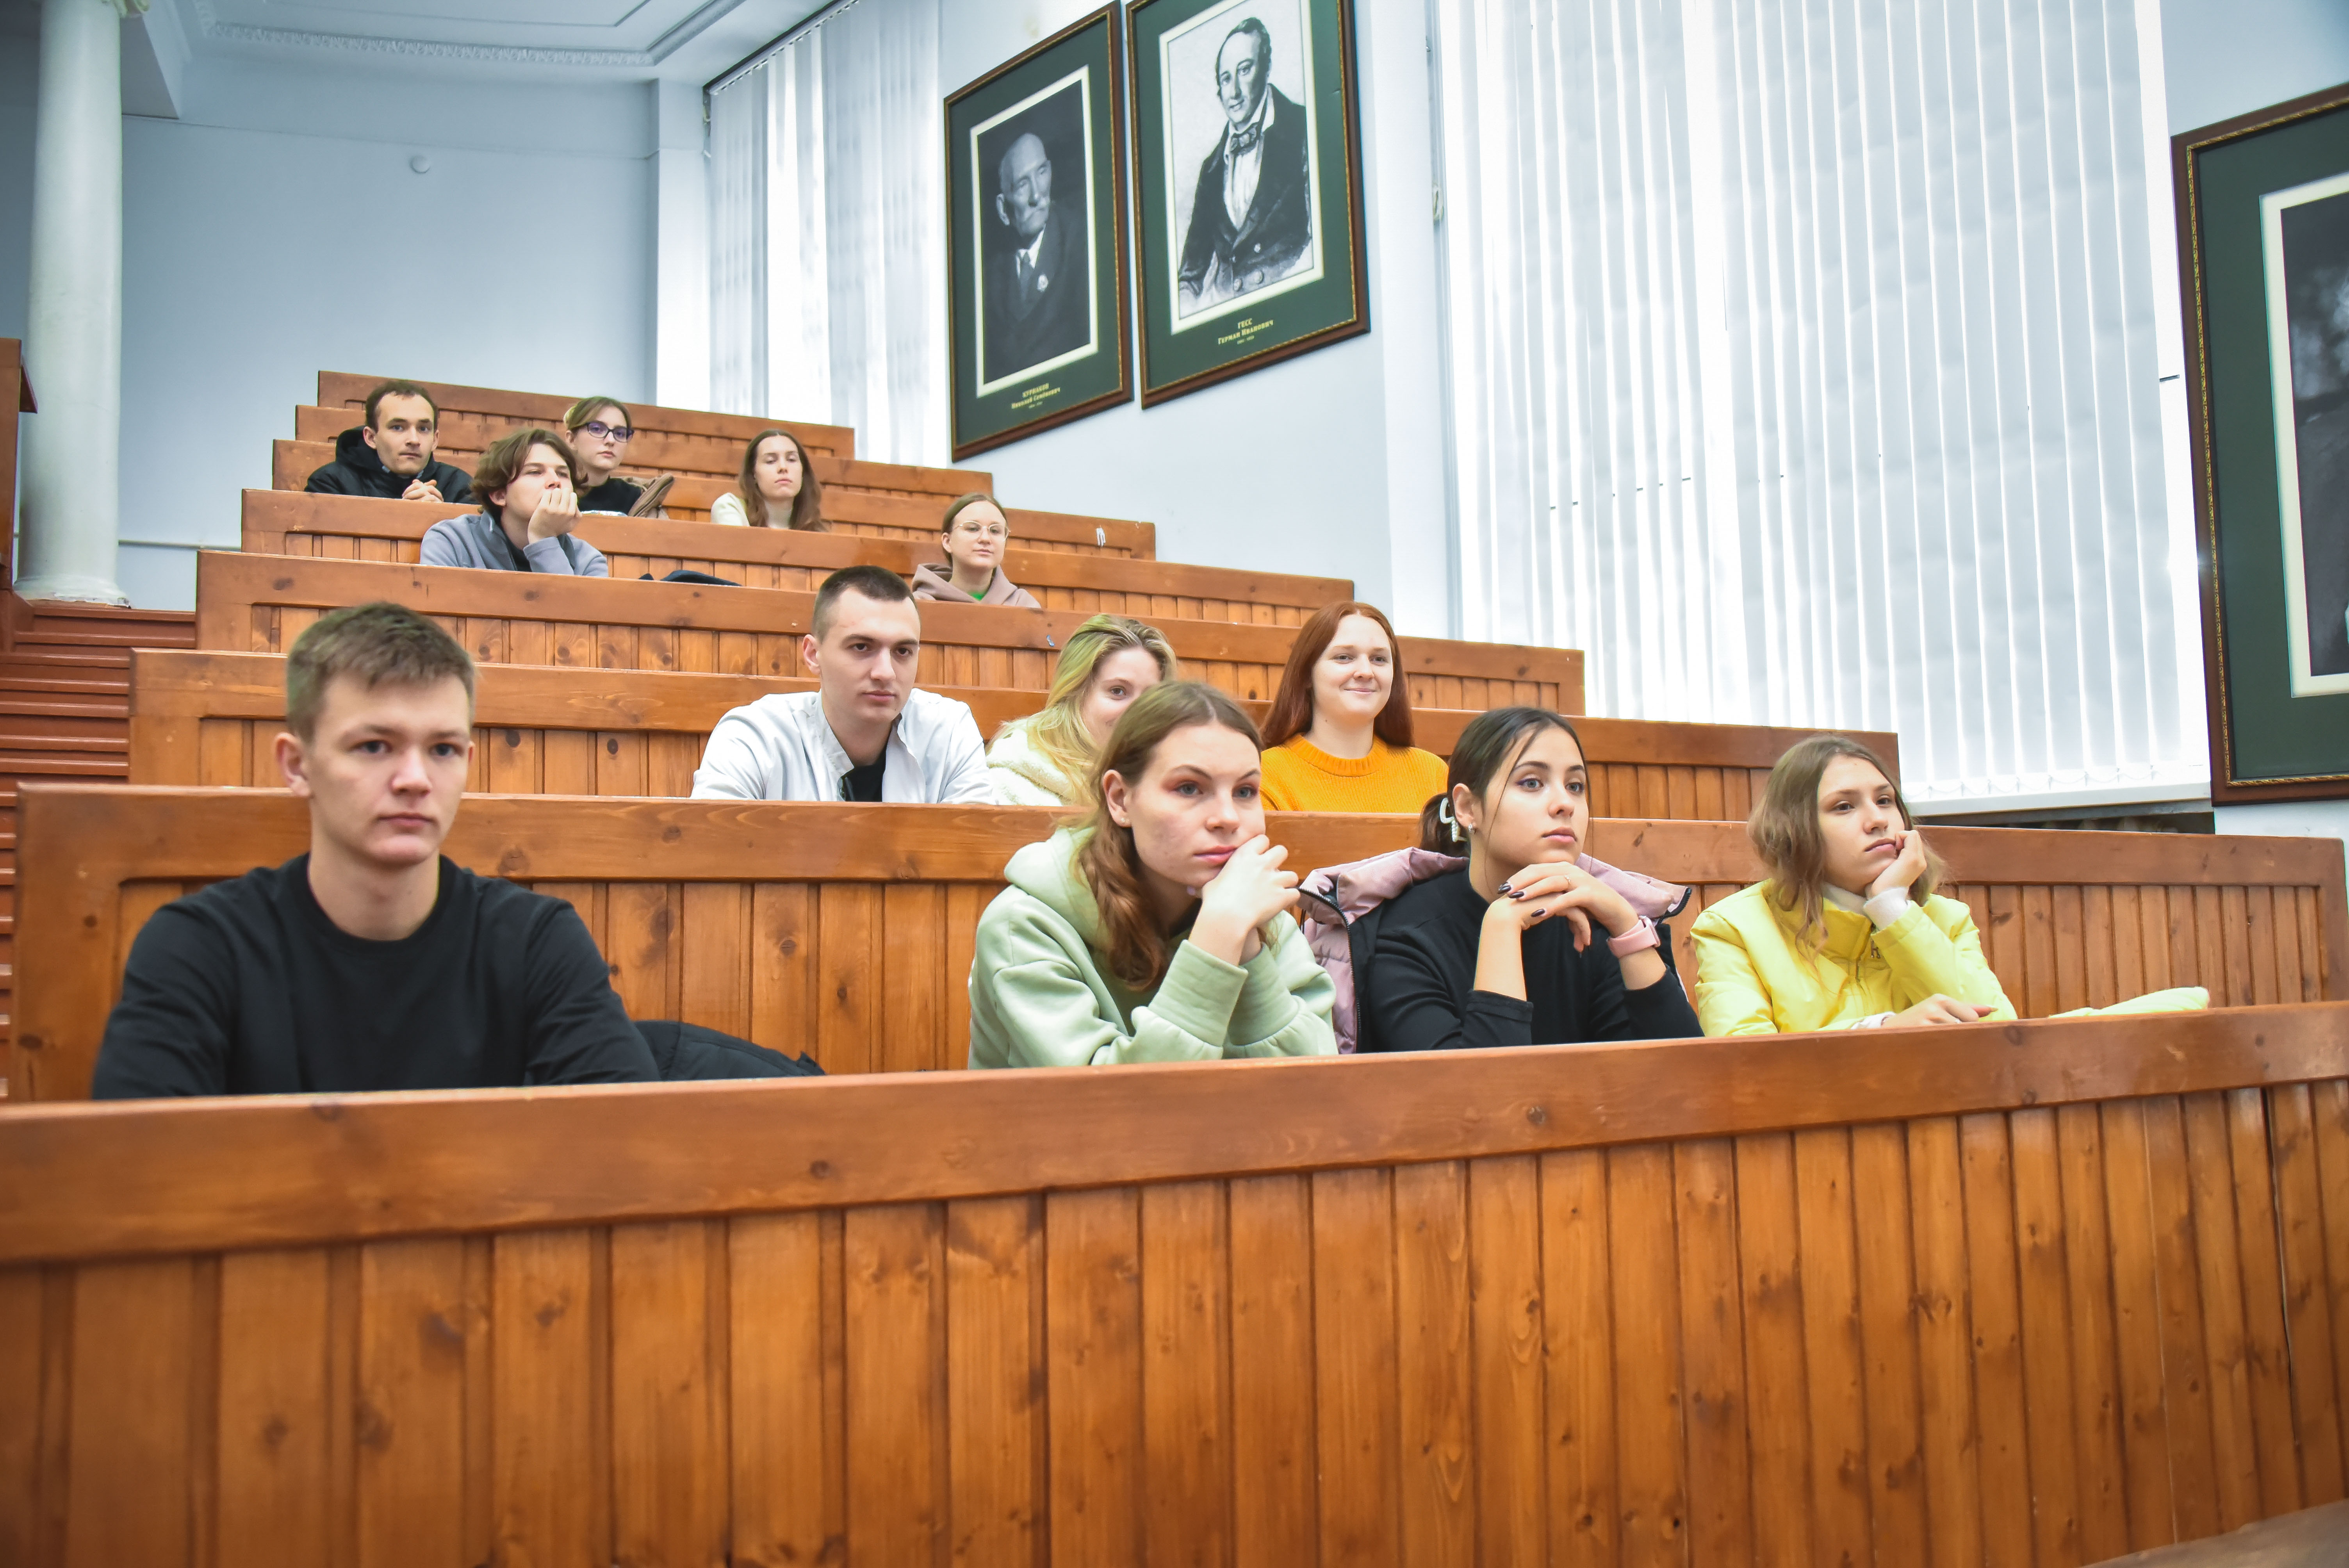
[305,425,474,504]
[93,854,657,1097]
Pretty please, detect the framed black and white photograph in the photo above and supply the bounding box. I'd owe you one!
[945,7,1131,460]
[2179,79,2349,801]
[1127,0,1367,406]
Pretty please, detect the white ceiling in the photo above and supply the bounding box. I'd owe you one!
[150,0,828,74]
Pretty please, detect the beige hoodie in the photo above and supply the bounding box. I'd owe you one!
[909,560,1041,608]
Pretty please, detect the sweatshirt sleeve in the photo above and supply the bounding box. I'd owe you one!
[1875,900,2017,1019]
[1366,920,1534,1052]
[305,463,354,495]
[521,902,661,1085]
[1570,927,1701,1042]
[522,536,583,575]
[934,705,997,804]
[1215,917,1338,1058]
[692,709,777,800]
[1689,905,1787,1035]
[417,519,467,569]
[91,903,238,1098]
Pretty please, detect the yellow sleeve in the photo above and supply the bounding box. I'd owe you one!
[1408,747,1450,814]
[1874,900,2018,1019]
[1689,909,1784,1035]
[1258,746,1300,812]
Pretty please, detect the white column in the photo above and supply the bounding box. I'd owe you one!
[17,0,146,606]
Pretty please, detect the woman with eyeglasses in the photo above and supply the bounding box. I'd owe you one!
[563,397,644,514]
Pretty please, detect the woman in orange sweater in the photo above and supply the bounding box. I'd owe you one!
[1258,600,1449,813]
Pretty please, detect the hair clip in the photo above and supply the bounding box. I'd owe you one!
[1436,797,1465,844]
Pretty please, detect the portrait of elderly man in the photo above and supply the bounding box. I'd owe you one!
[1177,16,1313,310]
[983,118,1091,384]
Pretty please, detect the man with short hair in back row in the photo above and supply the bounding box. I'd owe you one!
[94,602,659,1098]
[692,565,993,804]
[305,379,475,505]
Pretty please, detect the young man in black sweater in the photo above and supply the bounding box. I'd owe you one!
[93,602,659,1097]
[303,380,475,505]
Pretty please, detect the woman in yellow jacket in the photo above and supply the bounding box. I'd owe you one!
[1691,734,2016,1034]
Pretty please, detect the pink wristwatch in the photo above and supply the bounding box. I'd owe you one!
[1606,915,1661,957]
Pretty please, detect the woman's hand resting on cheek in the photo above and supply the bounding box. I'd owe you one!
[1191,835,1299,964]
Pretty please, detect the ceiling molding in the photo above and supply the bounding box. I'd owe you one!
[184,0,747,69]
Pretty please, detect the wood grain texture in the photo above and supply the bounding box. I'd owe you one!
[192,552,1582,710]
[7,1070,2348,1564]
[22,784,2338,1100]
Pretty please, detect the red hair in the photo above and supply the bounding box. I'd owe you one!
[1259,600,1416,750]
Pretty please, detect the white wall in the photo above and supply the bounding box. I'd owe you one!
[938,0,1449,633]
[2159,0,2349,848]
[0,14,661,609]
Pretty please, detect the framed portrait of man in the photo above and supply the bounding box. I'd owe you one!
[2178,81,2349,801]
[1126,0,1367,406]
[945,7,1132,460]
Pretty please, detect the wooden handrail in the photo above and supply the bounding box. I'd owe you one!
[0,1004,2339,1266]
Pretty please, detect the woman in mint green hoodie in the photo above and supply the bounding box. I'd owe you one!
[968,682,1338,1069]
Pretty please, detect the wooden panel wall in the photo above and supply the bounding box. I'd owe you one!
[1,1009,2345,1565]
[192,554,1585,713]
[18,791,2344,1099]
[239,492,1326,624]
[130,650,1878,820]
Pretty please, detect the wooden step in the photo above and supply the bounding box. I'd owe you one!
[0,695,126,720]
[0,730,128,754]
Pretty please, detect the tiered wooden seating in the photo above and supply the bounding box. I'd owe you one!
[1,998,2343,1562]
[244,491,1293,623]
[300,372,1162,547]
[17,788,2339,1100]
[128,649,1886,817]
[193,553,1585,711]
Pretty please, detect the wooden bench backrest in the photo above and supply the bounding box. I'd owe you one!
[18,787,2341,1101]
[192,553,1586,712]
[312,373,859,472]
[128,649,1892,822]
[241,491,1317,624]
[2,1003,2345,1564]
[269,440,1157,553]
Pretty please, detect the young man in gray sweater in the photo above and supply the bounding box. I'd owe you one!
[419,427,610,577]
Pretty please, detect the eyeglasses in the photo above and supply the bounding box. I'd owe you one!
[580,421,633,443]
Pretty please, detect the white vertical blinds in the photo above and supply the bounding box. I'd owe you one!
[1430,0,2206,806]
[707,0,947,465]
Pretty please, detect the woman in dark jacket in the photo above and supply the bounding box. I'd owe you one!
[1360,706,1698,1051]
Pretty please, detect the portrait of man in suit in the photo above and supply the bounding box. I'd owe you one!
[982,98,1093,387]
[1176,16,1314,313]
[2277,183,2349,690]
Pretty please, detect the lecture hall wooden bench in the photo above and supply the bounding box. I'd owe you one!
[271,435,1156,548]
[241,490,1306,624]
[127,647,1891,821]
[192,552,1588,712]
[0,1000,2344,1564]
[312,370,857,474]
[15,788,2339,1099]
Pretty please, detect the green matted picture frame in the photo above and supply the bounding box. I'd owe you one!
[2179,80,2349,803]
[1125,0,1368,406]
[945,7,1132,461]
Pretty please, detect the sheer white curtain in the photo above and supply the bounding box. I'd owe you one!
[708,0,947,465]
[1431,0,2205,806]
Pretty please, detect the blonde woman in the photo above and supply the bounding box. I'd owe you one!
[967,682,1337,1069]
[711,428,826,530]
[987,615,1178,805]
[1690,734,2015,1034]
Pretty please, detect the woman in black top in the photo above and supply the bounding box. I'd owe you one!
[565,396,643,513]
[1360,707,1698,1051]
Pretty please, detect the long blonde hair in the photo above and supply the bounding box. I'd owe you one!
[1009,615,1180,801]
[1075,682,1262,991]
[1750,733,1945,947]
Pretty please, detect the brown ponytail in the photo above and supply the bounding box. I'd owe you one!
[1074,681,1264,990]
[1416,706,1584,853]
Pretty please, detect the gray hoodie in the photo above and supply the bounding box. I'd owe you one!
[419,513,610,577]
